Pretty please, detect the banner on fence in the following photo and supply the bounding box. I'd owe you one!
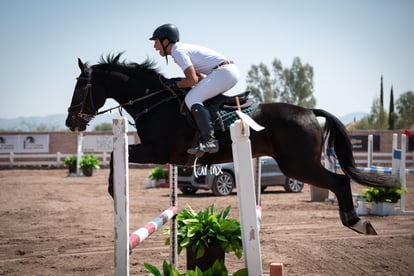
[82,134,135,152]
[350,135,380,151]
[0,134,49,153]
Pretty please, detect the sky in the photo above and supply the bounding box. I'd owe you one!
[0,0,413,119]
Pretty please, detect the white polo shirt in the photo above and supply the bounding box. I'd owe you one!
[171,42,226,75]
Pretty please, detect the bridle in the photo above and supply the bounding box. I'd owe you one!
[67,67,184,128]
[67,67,97,125]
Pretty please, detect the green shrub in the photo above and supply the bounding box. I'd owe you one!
[148,166,168,180]
[166,204,243,260]
[79,154,100,169]
[362,186,408,203]
[63,155,77,165]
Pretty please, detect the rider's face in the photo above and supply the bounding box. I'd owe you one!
[153,39,166,57]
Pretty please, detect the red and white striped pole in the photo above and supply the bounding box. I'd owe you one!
[129,206,178,251]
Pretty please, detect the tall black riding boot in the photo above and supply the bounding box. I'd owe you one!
[187,104,219,155]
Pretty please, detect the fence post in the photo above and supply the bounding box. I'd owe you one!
[76,133,83,176]
[368,134,373,167]
[113,118,129,276]
[101,152,106,166]
[10,152,14,168]
[56,152,61,167]
[230,120,263,275]
[400,134,407,212]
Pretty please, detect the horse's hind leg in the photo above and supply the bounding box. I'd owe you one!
[305,167,377,235]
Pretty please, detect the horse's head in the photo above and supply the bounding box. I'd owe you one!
[66,54,173,131]
[66,59,107,131]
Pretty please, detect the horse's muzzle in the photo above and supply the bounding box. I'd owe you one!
[65,115,88,132]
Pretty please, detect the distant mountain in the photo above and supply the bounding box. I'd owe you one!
[0,111,367,131]
[0,113,133,131]
[338,112,368,125]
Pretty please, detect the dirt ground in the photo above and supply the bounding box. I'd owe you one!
[0,168,413,276]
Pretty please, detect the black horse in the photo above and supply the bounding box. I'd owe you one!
[66,54,397,235]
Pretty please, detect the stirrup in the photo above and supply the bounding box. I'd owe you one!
[187,140,219,155]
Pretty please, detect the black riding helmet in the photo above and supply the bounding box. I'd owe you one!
[149,24,180,64]
[149,24,180,43]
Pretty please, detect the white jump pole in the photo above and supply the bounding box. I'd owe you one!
[396,134,414,215]
[390,133,414,215]
[368,134,373,167]
[400,134,407,212]
[230,120,263,275]
[168,164,178,266]
[113,117,129,276]
[76,132,83,176]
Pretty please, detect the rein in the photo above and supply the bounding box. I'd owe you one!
[95,87,174,116]
[96,75,183,121]
[68,70,184,127]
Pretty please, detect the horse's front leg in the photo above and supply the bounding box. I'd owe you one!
[107,144,170,198]
[108,152,114,198]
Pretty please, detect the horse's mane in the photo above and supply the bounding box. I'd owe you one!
[94,53,161,78]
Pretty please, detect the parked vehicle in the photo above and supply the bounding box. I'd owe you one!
[177,156,304,196]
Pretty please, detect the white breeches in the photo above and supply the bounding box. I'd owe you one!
[184,64,239,109]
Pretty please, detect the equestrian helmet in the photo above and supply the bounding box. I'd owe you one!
[149,24,179,43]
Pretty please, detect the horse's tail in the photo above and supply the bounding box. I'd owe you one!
[313,109,398,188]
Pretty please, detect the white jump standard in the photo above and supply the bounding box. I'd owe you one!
[112,117,178,276]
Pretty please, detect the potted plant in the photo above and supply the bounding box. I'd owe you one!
[166,204,243,271]
[148,166,168,187]
[79,154,100,177]
[63,155,77,174]
[144,259,247,276]
[362,186,408,216]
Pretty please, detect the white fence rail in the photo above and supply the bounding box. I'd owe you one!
[0,151,413,168]
[354,152,414,167]
[0,152,111,168]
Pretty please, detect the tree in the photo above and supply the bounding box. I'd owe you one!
[355,75,391,130]
[395,91,414,129]
[388,85,395,130]
[380,75,384,108]
[246,57,316,108]
[246,62,274,103]
[356,98,388,130]
[94,122,112,131]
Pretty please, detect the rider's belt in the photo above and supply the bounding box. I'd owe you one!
[213,60,234,70]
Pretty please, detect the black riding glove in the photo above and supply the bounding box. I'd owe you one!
[164,78,182,89]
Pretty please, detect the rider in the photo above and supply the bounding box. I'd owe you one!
[149,23,239,155]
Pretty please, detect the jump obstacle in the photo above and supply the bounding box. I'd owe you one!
[113,116,277,275]
[129,206,178,250]
[112,118,178,276]
[358,134,414,215]
[329,133,414,215]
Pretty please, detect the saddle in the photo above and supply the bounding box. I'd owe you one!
[185,90,258,132]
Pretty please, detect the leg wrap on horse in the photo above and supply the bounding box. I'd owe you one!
[339,209,359,226]
[339,209,377,235]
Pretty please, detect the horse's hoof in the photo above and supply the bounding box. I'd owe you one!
[350,220,378,235]
[365,221,378,235]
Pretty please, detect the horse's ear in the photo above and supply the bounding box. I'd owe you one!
[78,58,85,71]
